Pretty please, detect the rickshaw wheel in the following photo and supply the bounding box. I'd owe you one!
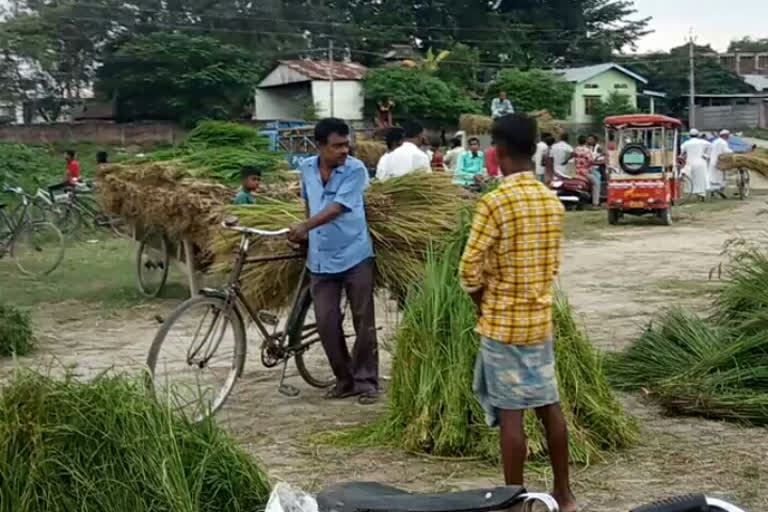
[657,208,672,226]
[608,209,622,225]
[137,229,170,297]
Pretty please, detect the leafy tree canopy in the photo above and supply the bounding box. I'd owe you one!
[590,91,637,123]
[363,67,481,121]
[487,69,574,119]
[96,33,260,126]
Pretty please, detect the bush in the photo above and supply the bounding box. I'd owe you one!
[590,91,638,124]
[0,304,35,357]
[487,69,574,119]
[0,370,271,512]
[363,67,482,121]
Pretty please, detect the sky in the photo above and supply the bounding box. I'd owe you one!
[632,0,768,53]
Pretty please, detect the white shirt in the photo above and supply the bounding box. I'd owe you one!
[378,141,431,180]
[375,152,392,180]
[550,141,573,174]
[709,137,732,172]
[680,138,710,163]
[443,146,464,173]
[533,141,548,176]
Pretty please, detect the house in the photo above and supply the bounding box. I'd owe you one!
[254,60,367,122]
[712,52,768,77]
[683,92,768,130]
[744,74,768,92]
[557,63,662,124]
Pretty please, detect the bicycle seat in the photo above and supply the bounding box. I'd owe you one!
[317,482,525,512]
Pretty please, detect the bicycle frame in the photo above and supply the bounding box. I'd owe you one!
[0,196,32,255]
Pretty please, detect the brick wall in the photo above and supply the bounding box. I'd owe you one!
[0,121,186,146]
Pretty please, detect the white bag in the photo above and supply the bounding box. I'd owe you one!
[266,482,319,512]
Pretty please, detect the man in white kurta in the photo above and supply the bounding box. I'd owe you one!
[708,129,733,196]
[680,129,710,199]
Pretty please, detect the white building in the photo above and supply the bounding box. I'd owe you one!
[254,60,367,121]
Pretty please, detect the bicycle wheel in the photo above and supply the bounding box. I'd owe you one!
[54,203,82,236]
[136,230,170,297]
[146,295,246,421]
[11,221,65,276]
[738,169,751,200]
[677,174,694,206]
[289,286,353,388]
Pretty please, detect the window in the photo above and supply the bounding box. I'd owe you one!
[614,83,628,89]
[584,95,601,116]
[584,84,599,89]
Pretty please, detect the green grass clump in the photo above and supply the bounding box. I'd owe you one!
[0,304,35,357]
[325,236,637,465]
[183,120,269,150]
[0,369,271,512]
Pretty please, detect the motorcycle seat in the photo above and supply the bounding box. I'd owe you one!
[317,482,526,512]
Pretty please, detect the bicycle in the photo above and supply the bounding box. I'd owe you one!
[48,182,128,238]
[0,186,65,277]
[146,217,351,421]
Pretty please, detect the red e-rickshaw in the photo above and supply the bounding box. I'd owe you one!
[604,114,683,226]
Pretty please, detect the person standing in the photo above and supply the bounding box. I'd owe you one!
[454,137,486,186]
[288,118,379,404]
[533,133,550,183]
[378,120,431,180]
[64,150,81,185]
[485,144,500,178]
[375,127,404,180]
[549,134,573,176]
[377,96,395,128]
[491,91,514,119]
[459,113,575,512]
[574,135,599,207]
[680,129,710,200]
[708,129,733,199]
[429,138,445,172]
[443,137,464,173]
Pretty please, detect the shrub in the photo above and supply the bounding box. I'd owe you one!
[0,304,35,356]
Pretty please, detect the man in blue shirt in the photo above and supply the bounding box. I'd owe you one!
[288,118,378,404]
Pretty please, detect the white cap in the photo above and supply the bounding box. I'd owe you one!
[720,129,731,136]
[689,128,700,136]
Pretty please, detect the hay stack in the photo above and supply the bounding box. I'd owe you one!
[459,114,493,135]
[354,140,388,170]
[207,173,471,310]
[530,109,564,136]
[719,152,768,177]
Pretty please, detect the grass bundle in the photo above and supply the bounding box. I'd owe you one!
[0,304,35,357]
[183,120,269,150]
[459,114,493,135]
[718,151,768,177]
[207,172,471,310]
[323,237,637,464]
[354,140,387,170]
[0,369,271,512]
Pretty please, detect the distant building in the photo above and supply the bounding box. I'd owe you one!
[683,92,768,130]
[556,63,663,124]
[254,60,367,122]
[713,52,768,77]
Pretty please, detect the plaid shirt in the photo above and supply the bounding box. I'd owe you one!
[459,172,564,344]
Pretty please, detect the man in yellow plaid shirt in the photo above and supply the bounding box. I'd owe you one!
[459,114,575,512]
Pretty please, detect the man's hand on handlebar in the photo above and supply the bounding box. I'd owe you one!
[287,222,309,244]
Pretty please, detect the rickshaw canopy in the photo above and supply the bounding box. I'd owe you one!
[604,114,683,129]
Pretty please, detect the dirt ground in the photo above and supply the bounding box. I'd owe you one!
[4,194,768,511]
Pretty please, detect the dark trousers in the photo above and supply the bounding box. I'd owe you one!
[310,258,378,394]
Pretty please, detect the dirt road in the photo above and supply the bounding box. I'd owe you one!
[4,194,768,511]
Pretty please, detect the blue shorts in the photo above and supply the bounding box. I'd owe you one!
[473,336,559,427]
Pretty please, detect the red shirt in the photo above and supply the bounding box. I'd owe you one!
[573,146,593,176]
[431,149,444,171]
[66,160,81,184]
[484,147,499,176]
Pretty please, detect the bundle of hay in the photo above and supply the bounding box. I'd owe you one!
[459,114,493,135]
[325,236,637,463]
[530,109,564,136]
[354,139,387,170]
[609,244,768,425]
[719,151,768,177]
[207,173,471,310]
[97,162,233,247]
[0,369,270,512]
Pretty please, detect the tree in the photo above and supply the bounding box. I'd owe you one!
[487,69,574,119]
[96,33,260,125]
[590,91,637,123]
[436,43,482,91]
[363,67,481,121]
[728,37,768,53]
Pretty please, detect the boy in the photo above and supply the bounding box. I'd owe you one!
[459,114,575,512]
[233,165,261,205]
[64,150,81,185]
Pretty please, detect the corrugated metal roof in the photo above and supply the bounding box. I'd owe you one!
[744,74,768,92]
[279,60,367,80]
[556,63,648,85]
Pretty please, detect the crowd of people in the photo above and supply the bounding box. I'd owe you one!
[680,128,734,200]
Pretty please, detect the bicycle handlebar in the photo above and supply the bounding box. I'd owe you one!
[220,220,289,237]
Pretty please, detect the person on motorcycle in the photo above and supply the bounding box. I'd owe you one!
[574,136,600,208]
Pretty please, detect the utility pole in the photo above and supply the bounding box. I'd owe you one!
[688,31,696,129]
[328,40,335,117]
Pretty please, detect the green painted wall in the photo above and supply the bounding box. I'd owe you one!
[567,69,639,124]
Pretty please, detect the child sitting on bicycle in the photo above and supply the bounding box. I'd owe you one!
[233,165,261,205]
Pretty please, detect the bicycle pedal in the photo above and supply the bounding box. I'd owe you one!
[278,384,300,397]
[257,311,279,326]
